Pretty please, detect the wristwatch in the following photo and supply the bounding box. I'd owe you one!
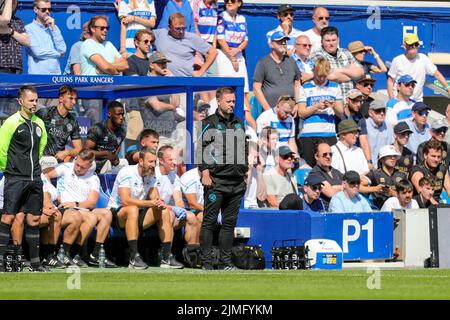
[9,28,14,37]
[367,159,373,164]
[75,201,79,207]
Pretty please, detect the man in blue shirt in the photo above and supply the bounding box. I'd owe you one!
[158,0,195,33]
[301,175,325,212]
[329,170,372,213]
[406,101,431,158]
[25,0,66,74]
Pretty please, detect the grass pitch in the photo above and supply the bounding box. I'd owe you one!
[1,267,450,299]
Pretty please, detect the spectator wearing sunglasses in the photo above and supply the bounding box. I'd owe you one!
[123,29,154,76]
[354,74,376,118]
[347,40,387,76]
[329,170,372,213]
[391,121,414,175]
[405,102,431,157]
[385,75,417,127]
[361,100,394,169]
[80,16,129,75]
[291,35,314,84]
[416,119,450,170]
[300,175,325,212]
[266,4,302,55]
[388,33,450,102]
[303,7,329,53]
[25,0,66,74]
[116,0,156,56]
[308,141,343,210]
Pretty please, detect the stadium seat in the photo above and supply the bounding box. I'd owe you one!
[249,95,264,120]
[294,168,312,186]
[99,173,117,194]
[440,191,450,204]
[96,188,110,209]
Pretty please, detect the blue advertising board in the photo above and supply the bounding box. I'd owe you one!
[323,212,394,260]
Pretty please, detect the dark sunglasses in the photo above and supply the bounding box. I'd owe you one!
[140,39,153,44]
[281,154,294,160]
[37,7,51,13]
[318,16,330,21]
[403,82,416,88]
[225,0,238,3]
[93,26,109,31]
[363,82,373,87]
[321,152,333,158]
[397,132,411,137]
[373,108,386,114]
[296,43,312,48]
[407,42,420,48]
[311,185,322,192]
[173,27,186,32]
[417,110,429,116]
[348,181,360,187]
[282,12,294,17]
[434,127,448,134]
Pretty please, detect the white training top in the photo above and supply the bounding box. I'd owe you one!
[108,164,157,209]
[55,162,100,203]
[154,166,182,206]
[180,167,204,207]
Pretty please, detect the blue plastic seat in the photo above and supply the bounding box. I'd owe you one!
[293,168,312,186]
[96,188,110,209]
[250,95,264,120]
[440,191,450,204]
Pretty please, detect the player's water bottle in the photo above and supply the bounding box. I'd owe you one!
[4,245,14,272]
[14,245,23,272]
[57,244,65,263]
[99,244,106,268]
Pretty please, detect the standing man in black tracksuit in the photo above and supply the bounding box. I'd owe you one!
[0,85,48,272]
[197,86,248,270]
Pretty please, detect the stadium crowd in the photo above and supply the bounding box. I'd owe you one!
[0,0,450,271]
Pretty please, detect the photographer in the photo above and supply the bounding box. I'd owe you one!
[0,0,30,74]
[298,57,343,167]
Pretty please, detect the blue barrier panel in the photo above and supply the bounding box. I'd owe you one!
[323,212,394,260]
[237,209,324,269]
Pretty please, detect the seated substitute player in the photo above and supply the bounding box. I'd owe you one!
[85,100,126,173]
[107,147,182,269]
[155,145,201,255]
[125,128,160,165]
[36,85,82,162]
[44,149,117,267]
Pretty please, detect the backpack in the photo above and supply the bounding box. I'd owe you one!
[231,244,266,270]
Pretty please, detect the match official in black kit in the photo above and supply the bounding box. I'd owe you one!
[197,86,248,270]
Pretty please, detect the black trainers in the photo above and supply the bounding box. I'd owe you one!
[218,264,238,271]
[128,253,148,270]
[160,254,184,269]
[29,264,50,272]
[58,253,76,267]
[43,255,65,269]
[88,254,118,268]
[72,255,88,268]
[201,264,214,271]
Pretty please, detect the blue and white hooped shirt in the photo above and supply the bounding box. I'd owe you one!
[299,80,342,138]
[217,10,248,49]
[193,0,218,44]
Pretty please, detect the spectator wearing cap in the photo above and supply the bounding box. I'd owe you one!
[381,179,419,211]
[263,146,299,209]
[266,4,302,55]
[153,12,217,77]
[413,177,434,208]
[256,95,298,155]
[142,51,182,147]
[329,170,372,213]
[291,35,315,84]
[311,27,364,100]
[347,40,387,75]
[64,21,90,75]
[355,74,376,118]
[123,29,154,76]
[362,100,394,168]
[409,140,449,204]
[406,102,431,157]
[253,32,301,113]
[385,74,417,127]
[388,33,450,102]
[362,145,406,209]
[308,141,343,209]
[116,0,157,56]
[0,0,30,74]
[298,57,343,167]
[301,175,325,212]
[303,7,329,53]
[417,118,450,169]
[392,121,414,175]
[25,0,66,74]
[331,119,369,176]
[80,16,128,75]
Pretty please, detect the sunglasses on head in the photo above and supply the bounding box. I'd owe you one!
[318,16,330,21]
[37,7,51,13]
[93,26,109,31]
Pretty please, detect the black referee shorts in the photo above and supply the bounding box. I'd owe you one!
[3,178,43,216]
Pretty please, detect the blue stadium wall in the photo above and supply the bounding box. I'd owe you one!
[14,0,450,97]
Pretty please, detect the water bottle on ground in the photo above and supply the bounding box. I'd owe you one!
[99,244,106,268]
[57,244,65,263]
